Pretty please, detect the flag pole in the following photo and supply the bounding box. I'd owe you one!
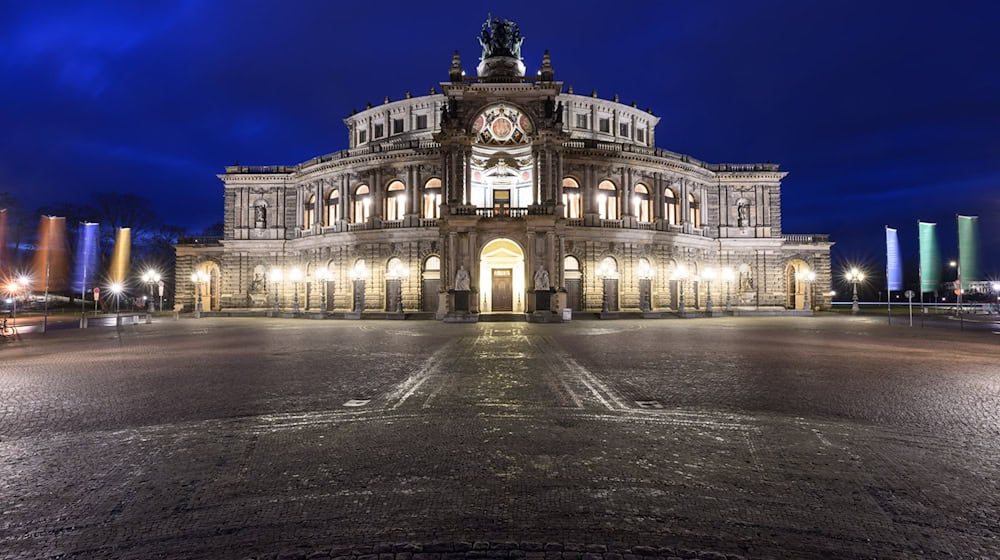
[886,225,891,325]
[918,220,924,327]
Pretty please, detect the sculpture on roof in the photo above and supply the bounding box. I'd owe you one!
[478,14,524,61]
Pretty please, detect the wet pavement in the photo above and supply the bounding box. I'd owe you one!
[1,316,999,559]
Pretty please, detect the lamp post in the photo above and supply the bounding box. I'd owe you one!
[316,267,331,313]
[269,267,283,314]
[109,282,124,325]
[671,264,689,315]
[351,260,368,313]
[596,260,610,313]
[5,280,21,332]
[387,259,409,314]
[190,270,209,319]
[703,267,716,314]
[795,269,816,311]
[948,260,961,314]
[637,259,654,313]
[289,267,303,314]
[846,267,865,315]
[721,267,735,313]
[142,270,161,313]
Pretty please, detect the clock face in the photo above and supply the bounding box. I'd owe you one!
[474,105,532,145]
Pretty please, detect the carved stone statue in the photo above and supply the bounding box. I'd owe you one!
[737,202,749,228]
[254,204,267,228]
[534,267,550,291]
[455,265,470,291]
[740,267,754,291]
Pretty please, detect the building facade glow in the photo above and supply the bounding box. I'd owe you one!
[175,17,832,318]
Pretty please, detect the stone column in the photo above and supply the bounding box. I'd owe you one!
[463,146,472,206]
[526,231,536,311]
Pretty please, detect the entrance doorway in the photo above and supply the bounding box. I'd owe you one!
[479,238,526,313]
[492,269,513,311]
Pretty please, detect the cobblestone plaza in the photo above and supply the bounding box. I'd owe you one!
[2,317,999,559]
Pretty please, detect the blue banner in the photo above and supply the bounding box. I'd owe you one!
[885,226,902,291]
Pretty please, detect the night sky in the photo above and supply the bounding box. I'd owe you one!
[2,1,998,278]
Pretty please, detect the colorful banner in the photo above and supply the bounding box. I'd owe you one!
[885,227,902,291]
[110,227,131,285]
[918,221,940,293]
[957,215,980,290]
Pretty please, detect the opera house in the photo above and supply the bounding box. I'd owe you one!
[175,17,832,320]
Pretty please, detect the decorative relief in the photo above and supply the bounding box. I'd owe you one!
[472,105,532,145]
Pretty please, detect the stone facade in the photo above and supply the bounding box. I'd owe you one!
[175,20,832,318]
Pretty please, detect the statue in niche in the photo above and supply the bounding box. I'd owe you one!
[737,200,750,228]
[455,265,470,291]
[250,270,266,293]
[534,267,550,291]
[254,204,267,228]
[740,266,754,292]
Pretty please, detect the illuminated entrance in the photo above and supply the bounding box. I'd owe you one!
[479,238,525,313]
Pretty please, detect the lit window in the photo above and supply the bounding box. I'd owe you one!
[597,180,618,220]
[416,114,428,130]
[354,185,370,223]
[564,256,582,280]
[633,183,651,222]
[664,188,679,225]
[326,189,340,226]
[688,193,701,227]
[385,180,406,221]
[423,178,441,219]
[303,194,316,228]
[575,114,588,129]
[392,118,404,134]
[562,177,582,219]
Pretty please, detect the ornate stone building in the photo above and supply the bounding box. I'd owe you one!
[175,17,832,319]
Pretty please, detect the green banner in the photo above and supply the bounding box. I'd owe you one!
[958,215,980,290]
[918,221,941,293]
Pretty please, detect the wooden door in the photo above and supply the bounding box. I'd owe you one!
[421,279,440,312]
[492,269,513,312]
[565,279,582,311]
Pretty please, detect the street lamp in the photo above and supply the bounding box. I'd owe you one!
[703,267,716,314]
[670,264,689,314]
[190,270,209,318]
[269,267,283,314]
[5,279,22,332]
[289,267,303,314]
[351,260,368,313]
[109,282,124,325]
[721,267,735,313]
[387,259,409,313]
[846,267,865,314]
[795,268,816,311]
[991,281,1000,314]
[949,260,962,314]
[316,267,331,313]
[142,269,161,313]
[637,258,654,312]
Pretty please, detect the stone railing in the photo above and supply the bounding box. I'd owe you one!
[383,220,403,229]
[566,218,584,227]
[560,140,780,173]
[476,207,528,218]
[782,234,830,243]
[347,222,369,232]
[418,218,439,227]
[600,219,623,228]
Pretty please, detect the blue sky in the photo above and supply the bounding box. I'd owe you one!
[2,0,998,275]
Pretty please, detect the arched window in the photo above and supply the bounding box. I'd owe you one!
[253,201,267,228]
[597,180,618,220]
[423,178,441,219]
[598,256,619,279]
[633,183,651,222]
[303,194,316,228]
[564,255,582,279]
[688,193,701,227]
[562,177,582,219]
[664,188,679,226]
[385,180,406,221]
[326,189,340,226]
[353,185,370,224]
